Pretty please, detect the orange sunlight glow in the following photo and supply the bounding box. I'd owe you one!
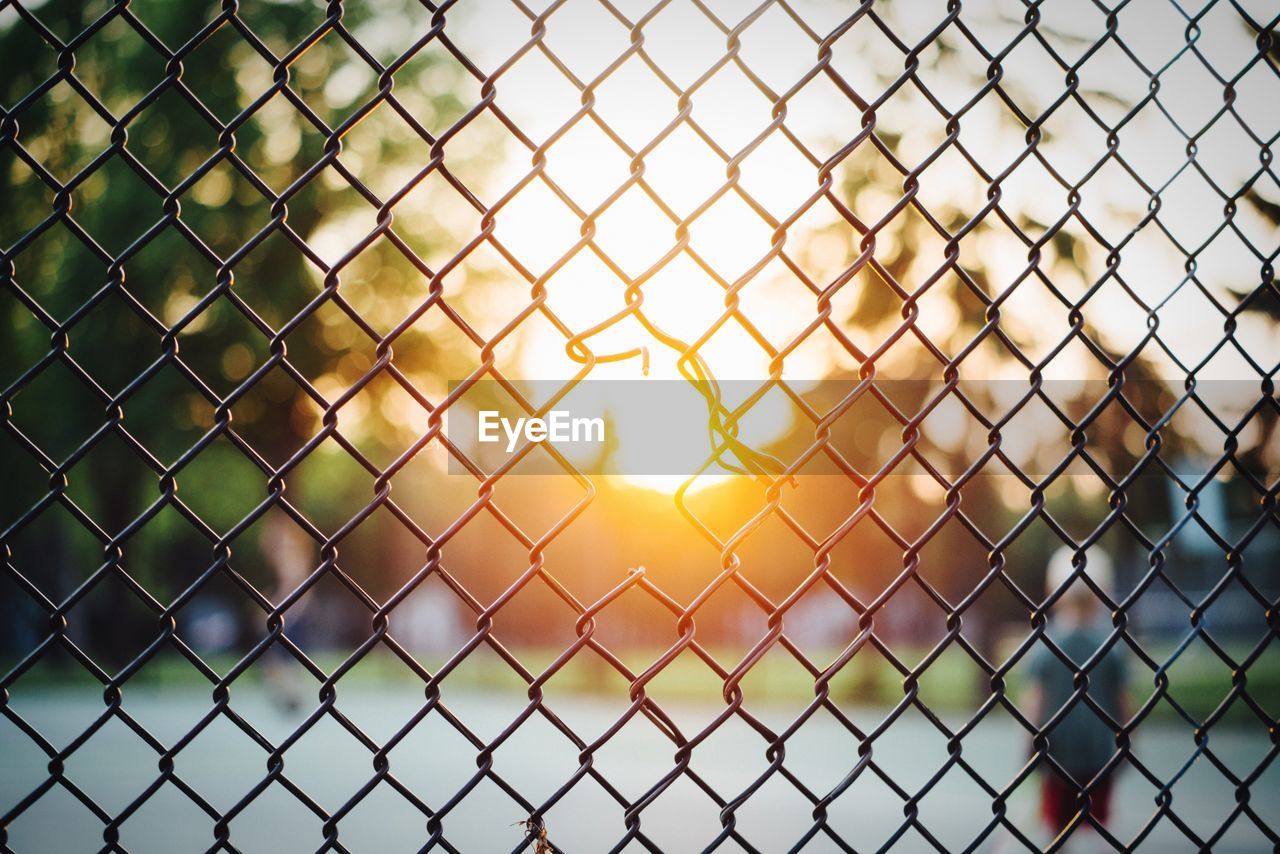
[474,15,837,494]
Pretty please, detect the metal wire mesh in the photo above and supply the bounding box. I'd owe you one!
[1,0,1278,851]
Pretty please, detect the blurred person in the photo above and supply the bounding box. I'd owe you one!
[1024,546,1130,841]
[389,585,464,655]
[260,512,319,714]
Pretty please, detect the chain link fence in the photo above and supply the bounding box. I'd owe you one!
[2,0,1278,850]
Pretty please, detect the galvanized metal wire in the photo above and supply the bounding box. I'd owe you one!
[1,0,1278,851]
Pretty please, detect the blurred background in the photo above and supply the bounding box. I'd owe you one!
[1,0,1278,850]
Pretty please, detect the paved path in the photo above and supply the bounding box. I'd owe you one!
[2,685,1274,852]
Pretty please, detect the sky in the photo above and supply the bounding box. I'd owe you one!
[349,0,1277,483]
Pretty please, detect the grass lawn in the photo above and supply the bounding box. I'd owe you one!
[8,636,1276,727]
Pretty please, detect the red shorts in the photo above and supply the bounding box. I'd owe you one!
[1042,770,1114,831]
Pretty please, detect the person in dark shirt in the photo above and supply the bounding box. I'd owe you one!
[1024,546,1129,836]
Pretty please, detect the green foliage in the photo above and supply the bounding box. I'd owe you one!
[0,2,498,655]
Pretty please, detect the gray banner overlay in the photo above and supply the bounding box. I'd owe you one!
[443,379,1276,477]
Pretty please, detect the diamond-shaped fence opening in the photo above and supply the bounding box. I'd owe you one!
[2,0,1279,851]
